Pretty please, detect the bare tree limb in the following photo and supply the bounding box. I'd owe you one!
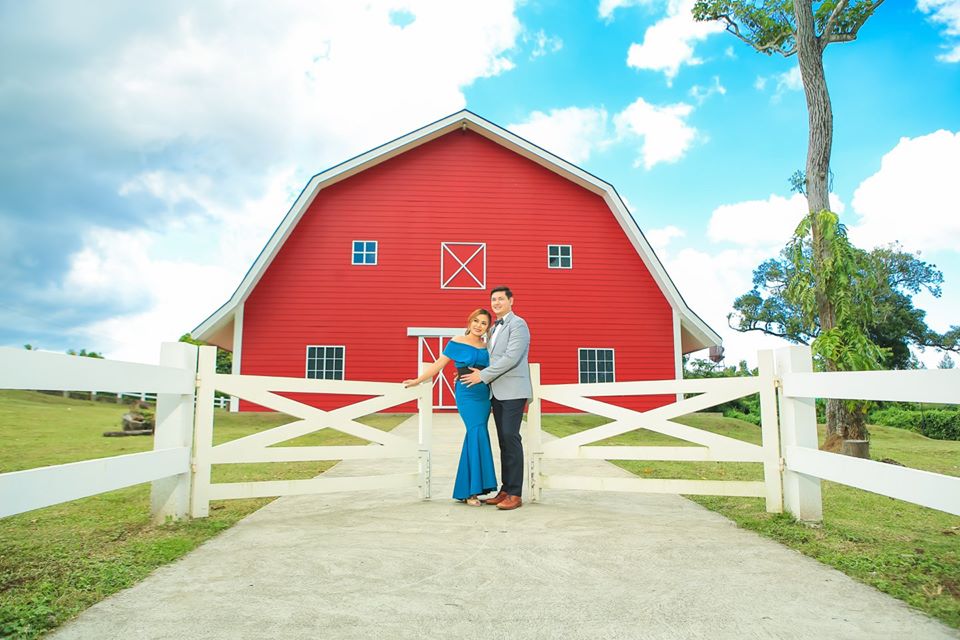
[719,14,796,56]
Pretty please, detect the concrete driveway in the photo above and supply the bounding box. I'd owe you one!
[51,414,958,640]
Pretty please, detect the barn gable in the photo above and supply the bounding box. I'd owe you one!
[194,110,720,355]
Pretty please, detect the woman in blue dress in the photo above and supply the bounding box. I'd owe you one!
[403,308,498,506]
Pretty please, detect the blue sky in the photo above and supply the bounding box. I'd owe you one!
[1,0,958,367]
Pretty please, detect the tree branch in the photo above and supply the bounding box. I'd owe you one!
[820,0,886,50]
[720,14,795,56]
[819,0,850,45]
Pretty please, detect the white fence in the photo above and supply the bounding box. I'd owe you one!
[189,347,431,517]
[1,343,958,524]
[527,346,960,520]
[0,343,198,522]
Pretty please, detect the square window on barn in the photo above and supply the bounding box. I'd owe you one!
[548,244,572,269]
[306,345,345,380]
[578,348,615,383]
[352,240,378,265]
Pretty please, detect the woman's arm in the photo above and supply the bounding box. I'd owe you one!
[403,355,451,387]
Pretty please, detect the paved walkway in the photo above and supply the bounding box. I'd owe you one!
[53,414,958,640]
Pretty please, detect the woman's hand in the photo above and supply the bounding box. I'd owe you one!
[402,379,419,388]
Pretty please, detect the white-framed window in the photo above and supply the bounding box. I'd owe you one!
[548,244,572,269]
[352,240,378,265]
[440,242,486,289]
[579,348,615,383]
[306,345,345,380]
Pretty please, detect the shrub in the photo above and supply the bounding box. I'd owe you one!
[869,407,960,441]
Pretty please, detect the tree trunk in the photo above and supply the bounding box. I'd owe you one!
[794,0,845,439]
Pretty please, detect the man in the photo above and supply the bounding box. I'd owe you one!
[463,286,531,511]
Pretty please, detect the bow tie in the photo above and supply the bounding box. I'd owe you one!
[493,319,504,328]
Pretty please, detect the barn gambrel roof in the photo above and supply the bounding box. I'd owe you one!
[193,109,721,354]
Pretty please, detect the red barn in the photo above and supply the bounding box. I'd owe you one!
[193,110,721,412]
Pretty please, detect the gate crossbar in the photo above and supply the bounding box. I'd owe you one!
[190,347,431,517]
[529,355,781,511]
[540,377,763,460]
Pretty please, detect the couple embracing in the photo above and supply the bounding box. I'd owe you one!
[404,286,531,511]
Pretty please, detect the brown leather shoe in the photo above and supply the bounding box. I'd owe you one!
[481,491,507,505]
[496,495,522,510]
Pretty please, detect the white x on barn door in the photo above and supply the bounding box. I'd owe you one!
[440,242,486,290]
[417,335,457,409]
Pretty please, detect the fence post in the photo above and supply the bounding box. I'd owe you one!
[774,345,823,522]
[757,350,783,513]
[526,363,543,502]
[150,342,199,523]
[190,346,217,518]
[417,363,432,500]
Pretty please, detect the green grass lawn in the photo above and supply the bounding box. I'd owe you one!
[543,412,960,629]
[0,390,409,639]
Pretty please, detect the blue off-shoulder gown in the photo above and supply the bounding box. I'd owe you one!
[442,340,498,500]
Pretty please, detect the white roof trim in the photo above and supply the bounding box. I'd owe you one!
[193,110,721,352]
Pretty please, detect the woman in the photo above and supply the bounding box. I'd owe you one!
[404,308,497,506]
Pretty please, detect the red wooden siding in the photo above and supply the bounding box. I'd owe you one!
[240,130,675,414]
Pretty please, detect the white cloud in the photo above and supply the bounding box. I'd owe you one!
[598,0,656,21]
[707,192,846,248]
[529,29,563,58]
[918,0,960,62]
[625,0,725,82]
[688,76,726,105]
[849,129,960,252]
[756,66,802,102]
[665,246,795,364]
[645,225,686,252]
[509,107,610,163]
[96,1,521,163]
[11,1,524,362]
[63,167,303,362]
[614,96,697,168]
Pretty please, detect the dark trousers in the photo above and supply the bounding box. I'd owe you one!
[491,396,527,496]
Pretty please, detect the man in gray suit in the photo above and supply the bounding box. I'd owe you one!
[463,286,531,510]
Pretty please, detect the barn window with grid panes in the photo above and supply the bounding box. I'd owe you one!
[579,348,614,383]
[306,346,345,380]
[548,244,572,269]
[352,240,377,265]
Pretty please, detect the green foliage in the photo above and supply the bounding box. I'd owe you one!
[692,1,885,56]
[871,407,960,441]
[940,354,956,370]
[683,357,761,424]
[787,210,887,370]
[732,233,953,370]
[66,348,104,359]
[178,333,232,374]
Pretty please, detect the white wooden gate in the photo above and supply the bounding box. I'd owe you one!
[190,347,432,517]
[527,351,783,512]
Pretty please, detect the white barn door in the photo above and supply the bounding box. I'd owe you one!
[417,336,457,409]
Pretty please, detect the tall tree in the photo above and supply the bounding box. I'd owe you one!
[732,242,959,370]
[694,1,886,441]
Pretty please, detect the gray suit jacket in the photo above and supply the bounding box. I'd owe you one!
[479,312,532,400]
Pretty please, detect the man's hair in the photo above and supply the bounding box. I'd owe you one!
[490,286,513,299]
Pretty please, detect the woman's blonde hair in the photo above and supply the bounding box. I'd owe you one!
[465,308,492,335]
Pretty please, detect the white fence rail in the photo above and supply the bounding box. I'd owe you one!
[0,343,198,522]
[2,343,958,525]
[776,346,960,520]
[189,347,432,517]
[528,351,782,512]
